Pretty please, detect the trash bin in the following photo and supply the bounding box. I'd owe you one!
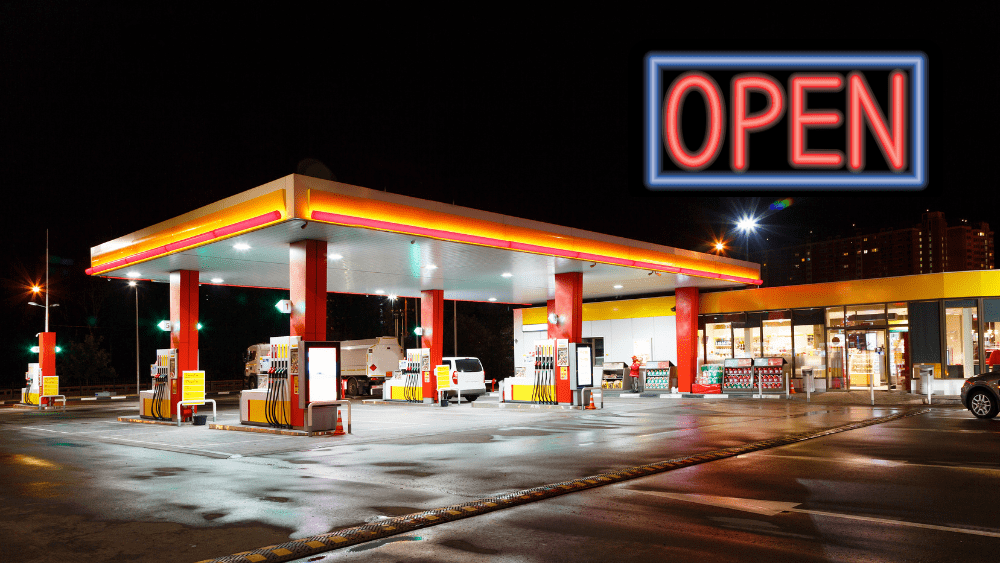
[193,415,208,426]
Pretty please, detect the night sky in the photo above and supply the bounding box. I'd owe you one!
[2,5,996,388]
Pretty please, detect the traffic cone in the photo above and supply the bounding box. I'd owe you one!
[586,393,597,410]
[333,411,346,436]
[790,381,797,394]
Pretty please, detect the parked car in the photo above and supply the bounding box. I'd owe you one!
[441,357,487,402]
[961,371,1000,419]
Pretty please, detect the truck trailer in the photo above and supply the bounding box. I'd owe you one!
[245,336,403,396]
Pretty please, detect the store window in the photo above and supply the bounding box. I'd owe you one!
[826,306,845,328]
[793,309,826,391]
[887,302,908,326]
[762,311,792,370]
[846,304,886,327]
[705,321,733,364]
[945,300,977,379]
[985,299,1000,369]
[744,312,763,358]
[828,330,846,389]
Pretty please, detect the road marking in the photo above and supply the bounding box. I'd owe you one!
[19,426,236,458]
[740,453,1000,473]
[635,491,1000,538]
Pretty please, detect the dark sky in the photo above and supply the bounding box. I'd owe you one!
[1,5,996,385]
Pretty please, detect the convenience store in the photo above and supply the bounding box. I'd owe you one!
[514,270,1000,395]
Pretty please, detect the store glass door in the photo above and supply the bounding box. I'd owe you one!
[846,330,887,389]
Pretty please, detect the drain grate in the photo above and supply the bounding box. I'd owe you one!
[197,409,928,563]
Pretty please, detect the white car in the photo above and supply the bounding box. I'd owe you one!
[441,357,487,402]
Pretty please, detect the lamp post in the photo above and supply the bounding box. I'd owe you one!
[28,230,59,326]
[737,215,759,261]
[129,281,139,397]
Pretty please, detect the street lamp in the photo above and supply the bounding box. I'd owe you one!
[28,230,58,331]
[129,281,139,397]
[736,215,759,261]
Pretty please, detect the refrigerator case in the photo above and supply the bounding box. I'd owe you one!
[753,357,788,394]
[722,358,754,393]
[642,361,676,391]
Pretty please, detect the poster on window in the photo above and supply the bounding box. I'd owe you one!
[633,339,652,364]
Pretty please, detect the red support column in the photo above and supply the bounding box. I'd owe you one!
[170,270,199,417]
[39,332,56,404]
[290,240,327,426]
[421,289,444,400]
[289,240,328,341]
[552,272,583,404]
[675,286,699,393]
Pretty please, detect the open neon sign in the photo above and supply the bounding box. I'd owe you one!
[644,53,927,190]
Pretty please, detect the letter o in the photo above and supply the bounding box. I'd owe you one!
[663,72,725,171]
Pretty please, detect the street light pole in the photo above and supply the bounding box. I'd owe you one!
[45,229,49,332]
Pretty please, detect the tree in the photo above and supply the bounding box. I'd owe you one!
[62,334,117,386]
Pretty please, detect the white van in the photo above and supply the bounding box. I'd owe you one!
[441,357,487,402]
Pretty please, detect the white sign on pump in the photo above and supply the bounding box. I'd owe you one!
[308,347,339,402]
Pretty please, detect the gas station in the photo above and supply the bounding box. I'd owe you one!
[70,174,759,430]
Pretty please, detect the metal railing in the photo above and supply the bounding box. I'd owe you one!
[2,380,245,400]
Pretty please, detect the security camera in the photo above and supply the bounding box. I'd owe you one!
[670,306,676,312]
[300,220,308,230]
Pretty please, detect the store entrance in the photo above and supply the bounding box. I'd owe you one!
[846,330,888,389]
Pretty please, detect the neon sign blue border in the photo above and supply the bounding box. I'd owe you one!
[644,53,928,190]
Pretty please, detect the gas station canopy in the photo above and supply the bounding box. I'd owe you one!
[88,175,761,303]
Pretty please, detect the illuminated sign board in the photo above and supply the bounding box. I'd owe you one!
[644,53,927,190]
[308,346,339,402]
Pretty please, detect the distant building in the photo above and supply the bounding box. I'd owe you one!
[762,212,994,286]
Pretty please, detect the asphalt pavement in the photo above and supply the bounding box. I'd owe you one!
[0,392,994,562]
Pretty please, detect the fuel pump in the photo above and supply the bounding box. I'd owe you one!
[21,363,40,405]
[384,348,429,402]
[140,349,177,420]
[501,340,593,406]
[240,336,300,428]
[531,340,557,405]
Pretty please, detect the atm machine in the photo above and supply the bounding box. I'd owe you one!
[383,348,429,402]
[502,339,592,405]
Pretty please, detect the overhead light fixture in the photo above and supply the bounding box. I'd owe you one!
[329,253,343,260]
[488,297,497,302]
[388,294,397,301]
[426,264,438,270]
[126,271,141,278]
[501,272,512,278]
[211,278,223,283]
[128,281,137,287]
[614,284,623,289]
[375,289,385,294]
[233,243,251,250]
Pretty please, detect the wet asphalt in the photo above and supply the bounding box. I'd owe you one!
[1,394,996,562]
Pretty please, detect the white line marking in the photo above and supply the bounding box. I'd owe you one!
[636,491,1000,538]
[81,398,97,401]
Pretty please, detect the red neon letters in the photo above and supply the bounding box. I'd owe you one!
[663,71,906,172]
